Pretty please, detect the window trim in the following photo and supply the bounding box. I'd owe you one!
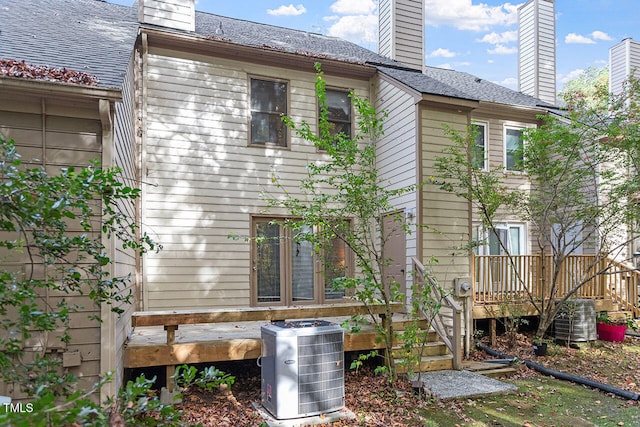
[314,86,355,153]
[502,123,536,175]
[503,125,526,172]
[250,216,354,307]
[473,223,527,256]
[248,75,290,148]
[472,121,488,171]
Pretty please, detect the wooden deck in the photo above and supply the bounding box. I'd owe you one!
[123,303,423,391]
[472,254,640,318]
[124,316,393,369]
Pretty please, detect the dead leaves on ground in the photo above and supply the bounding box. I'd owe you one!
[178,334,639,426]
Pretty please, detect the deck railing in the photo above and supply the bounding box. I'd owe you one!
[471,253,640,317]
[412,257,462,369]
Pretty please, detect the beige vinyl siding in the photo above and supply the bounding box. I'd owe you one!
[472,113,535,253]
[0,92,103,400]
[375,76,419,296]
[421,106,470,289]
[110,55,138,393]
[141,47,370,310]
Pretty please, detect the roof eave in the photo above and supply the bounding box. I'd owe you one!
[476,99,551,116]
[420,93,479,110]
[0,76,122,101]
[139,26,378,80]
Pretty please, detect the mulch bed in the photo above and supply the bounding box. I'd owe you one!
[175,333,640,426]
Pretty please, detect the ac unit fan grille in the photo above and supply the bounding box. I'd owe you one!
[297,332,344,415]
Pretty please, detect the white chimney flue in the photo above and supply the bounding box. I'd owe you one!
[378,0,424,72]
[138,0,195,32]
[609,38,640,96]
[518,0,556,104]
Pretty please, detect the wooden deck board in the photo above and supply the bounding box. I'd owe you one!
[124,316,389,368]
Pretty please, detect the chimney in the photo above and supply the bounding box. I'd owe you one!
[518,0,556,104]
[138,0,195,32]
[609,38,640,96]
[378,0,424,72]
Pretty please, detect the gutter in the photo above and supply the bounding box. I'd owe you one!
[0,76,122,101]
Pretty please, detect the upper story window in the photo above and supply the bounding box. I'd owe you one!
[250,78,288,147]
[504,126,525,171]
[323,89,352,139]
[473,223,526,256]
[472,122,488,170]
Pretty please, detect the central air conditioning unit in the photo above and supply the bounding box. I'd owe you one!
[554,299,597,342]
[260,320,344,420]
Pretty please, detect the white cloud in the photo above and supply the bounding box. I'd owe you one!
[498,77,518,88]
[435,63,454,70]
[330,0,376,15]
[565,33,596,44]
[591,31,613,41]
[488,44,517,55]
[267,4,307,16]
[429,48,456,58]
[424,0,520,31]
[477,31,518,45]
[327,14,378,44]
[559,68,586,84]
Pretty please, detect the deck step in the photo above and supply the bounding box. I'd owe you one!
[461,360,519,378]
[391,341,449,358]
[395,354,454,374]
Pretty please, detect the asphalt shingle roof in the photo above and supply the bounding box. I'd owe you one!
[378,65,556,108]
[193,12,400,68]
[0,0,556,109]
[192,10,555,109]
[0,0,139,89]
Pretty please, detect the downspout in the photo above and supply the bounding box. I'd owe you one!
[139,32,149,311]
[465,110,473,358]
[99,98,117,400]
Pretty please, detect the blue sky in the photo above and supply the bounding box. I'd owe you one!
[113,0,640,91]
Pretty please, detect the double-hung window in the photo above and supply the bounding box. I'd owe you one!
[250,78,287,147]
[504,126,525,171]
[473,223,525,256]
[252,218,350,306]
[323,89,352,139]
[472,122,488,170]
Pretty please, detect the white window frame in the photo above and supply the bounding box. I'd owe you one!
[503,125,526,172]
[472,121,488,171]
[474,223,526,256]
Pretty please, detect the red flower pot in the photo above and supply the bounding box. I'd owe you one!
[596,322,627,342]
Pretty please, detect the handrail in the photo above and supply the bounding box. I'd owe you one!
[132,302,404,327]
[411,257,462,370]
[603,257,640,317]
[472,254,640,317]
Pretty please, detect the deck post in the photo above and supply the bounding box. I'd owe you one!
[489,318,496,347]
[164,325,178,392]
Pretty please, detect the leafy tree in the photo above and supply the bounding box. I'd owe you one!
[434,75,640,339]
[558,66,609,110]
[0,134,173,425]
[263,63,438,382]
